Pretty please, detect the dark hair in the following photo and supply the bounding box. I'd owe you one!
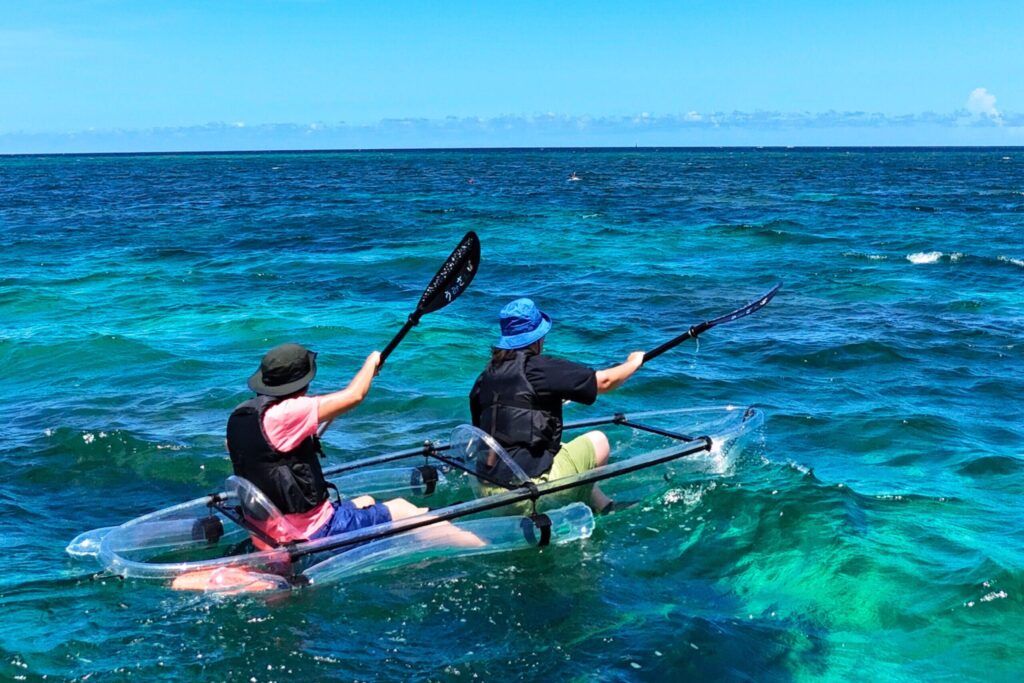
[487,341,542,370]
[274,385,310,401]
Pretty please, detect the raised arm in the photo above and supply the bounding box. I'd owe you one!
[594,351,645,394]
[316,351,381,422]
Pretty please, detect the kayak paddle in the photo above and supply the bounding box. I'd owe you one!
[319,231,481,436]
[379,230,481,367]
[642,282,782,364]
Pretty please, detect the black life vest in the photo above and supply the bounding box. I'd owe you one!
[476,352,561,481]
[226,395,330,515]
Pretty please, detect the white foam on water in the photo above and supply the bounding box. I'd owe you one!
[907,251,943,264]
[663,481,713,507]
[842,251,888,261]
[981,590,1008,602]
[705,438,733,474]
[787,460,811,475]
[998,255,1024,268]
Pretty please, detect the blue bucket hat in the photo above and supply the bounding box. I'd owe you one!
[495,298,552,350]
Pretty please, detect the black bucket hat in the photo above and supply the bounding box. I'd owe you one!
[248,343,317,397]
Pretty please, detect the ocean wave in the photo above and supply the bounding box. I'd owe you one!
[907,251,950,264]
[2,428,230,492]
[793,192,838,203]
[952,562,1024,611]
[957,455,1024,477]
[706,220,836,245]
[843,251,889,261]
[763,339,911,370]
[905,251,1024,273]
[839,411,963,447]
[845,250,1023,271]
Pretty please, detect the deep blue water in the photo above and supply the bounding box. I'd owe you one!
[1,148,1022,681]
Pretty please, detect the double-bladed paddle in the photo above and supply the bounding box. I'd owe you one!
[642,282,782,364]
[378,230,481,367]
[318,231,481,437]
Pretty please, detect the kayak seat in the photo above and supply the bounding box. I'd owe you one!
[224,475,306,543]
[449,424,528,495]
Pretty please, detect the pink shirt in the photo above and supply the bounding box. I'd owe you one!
[263,395,321,452]
[249,395,334,548]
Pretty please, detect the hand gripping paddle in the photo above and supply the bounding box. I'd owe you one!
[318,232,481,437]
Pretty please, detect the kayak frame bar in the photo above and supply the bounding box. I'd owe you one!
[211,501,282,550]
[289,436,712,561]
[324,442,452,476]
[322,413,692,478]
[613,417,698,443]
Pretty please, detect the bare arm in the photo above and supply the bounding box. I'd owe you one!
[316,351,381,423]
[594,351,645,394]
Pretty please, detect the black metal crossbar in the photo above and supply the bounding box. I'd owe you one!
[288,436,713,561]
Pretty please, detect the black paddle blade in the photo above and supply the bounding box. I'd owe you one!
[416,231,481,317]
[643,282,782,364]
[377,231,481,365]
[702,282,782,330]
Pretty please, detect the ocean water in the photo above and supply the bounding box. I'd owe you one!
[1,148,1022,681]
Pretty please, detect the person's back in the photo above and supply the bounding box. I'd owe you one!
[227,343,423,548]
[469,298,644,510]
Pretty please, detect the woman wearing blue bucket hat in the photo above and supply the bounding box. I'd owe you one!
[469,298,644,511]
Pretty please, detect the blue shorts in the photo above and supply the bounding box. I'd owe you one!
[309,499,392,540]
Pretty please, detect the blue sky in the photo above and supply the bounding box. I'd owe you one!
[1,1,1021,152]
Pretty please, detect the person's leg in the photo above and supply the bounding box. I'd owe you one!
[382,498,485,548]
[547,432,600,480]
[585,431,610,466]
[381,498,427,520]
[545,432,613,510]
[583,431,613,510]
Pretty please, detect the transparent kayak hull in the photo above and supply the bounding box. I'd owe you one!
[302,502,595,589]
[67,406,763,593]
[66,465,447,559]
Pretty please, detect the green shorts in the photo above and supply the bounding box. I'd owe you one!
[478,435,598,507]
[539,434,598,483]
[536,434,598,505]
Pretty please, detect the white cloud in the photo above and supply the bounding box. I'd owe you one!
[5,108,1024,153]
[966,87,1002,122]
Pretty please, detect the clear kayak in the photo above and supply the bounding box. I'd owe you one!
[66,406,763,595]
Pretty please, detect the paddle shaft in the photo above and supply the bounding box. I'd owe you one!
[317,232,480,438]
[379,312,422,368]
[642,283,781,365]
[642,321,710,365]
[316,313,424,438]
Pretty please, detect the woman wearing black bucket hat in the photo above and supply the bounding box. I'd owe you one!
[469,298,644,511]
[226,343,428,548]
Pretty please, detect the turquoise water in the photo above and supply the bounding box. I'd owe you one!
[1,149,1022,681]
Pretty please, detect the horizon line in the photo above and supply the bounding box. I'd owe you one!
[4,144,1024,159]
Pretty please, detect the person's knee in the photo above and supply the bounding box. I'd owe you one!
[350,495,376,508]
[585,430,610,465]
[383,498,427,521]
